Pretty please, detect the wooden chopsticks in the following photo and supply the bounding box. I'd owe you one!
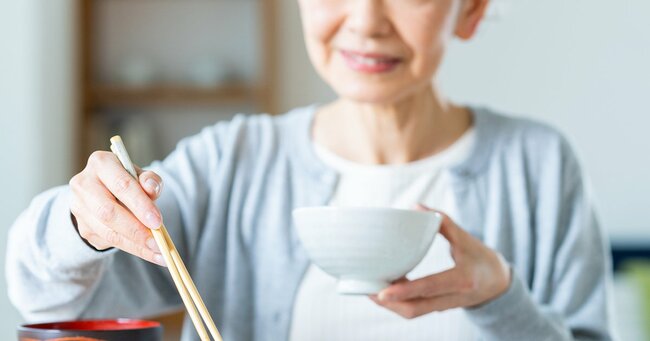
[110,136,222,341]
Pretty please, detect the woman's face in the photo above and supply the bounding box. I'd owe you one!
[297,0,486,104]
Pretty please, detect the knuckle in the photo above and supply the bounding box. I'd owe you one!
[130,227,149,245]
[88,235,110,250]
[113,174,134,194]
[461,278,476,292]
[96,202,116,223]
[69,200,81,215]
[70,174,90,193]
[422,286,436,298]
[89,151,108,164]
[69,174,80,188]
[78,226,93,239]
[141,170,155,179]
[104,229,122,246]
[135,197,154,214]
[136,245,154,261]
[84,233,98,245]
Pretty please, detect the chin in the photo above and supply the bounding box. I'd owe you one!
[333,81,417,105]
[339,91,401,105]
[322,63,431,104]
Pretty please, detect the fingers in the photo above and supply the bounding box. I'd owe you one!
[136,165,163,200]
[369,204,510,319]
[90,151,162,229]
[74,215,111,251]
[70,151,167,265]
[415,204,466,246]
[77,179,157,248]
[93,219,165,267]
[78,202,165,266]
[435,212,460,243]
[370,294,464,319]
[378,269,465,301]
[139,170,163,200]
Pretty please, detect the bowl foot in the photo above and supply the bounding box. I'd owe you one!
[337,279,390,295]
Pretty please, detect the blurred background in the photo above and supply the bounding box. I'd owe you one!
[1,0,649,339]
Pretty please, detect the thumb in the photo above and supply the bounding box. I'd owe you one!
[437,212,461,245]
[138,170,163,201]
[415,204,460,245]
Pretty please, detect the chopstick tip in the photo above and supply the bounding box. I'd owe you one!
[110,135,123,145]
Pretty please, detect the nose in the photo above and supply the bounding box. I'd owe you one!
[345,0,392,38]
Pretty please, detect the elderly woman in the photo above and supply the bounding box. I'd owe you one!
[7,0,614,340]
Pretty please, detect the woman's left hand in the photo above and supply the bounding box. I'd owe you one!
[369,205,511,319]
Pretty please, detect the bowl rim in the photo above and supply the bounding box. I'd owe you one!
[292,206,442,219]
[18,318,161,332]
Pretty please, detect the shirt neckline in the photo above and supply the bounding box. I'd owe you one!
[289,104,497,182]
[312,127,477,175]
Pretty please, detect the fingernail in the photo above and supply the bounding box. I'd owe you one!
[146,237,159,252]
[145,178,160,196]
[153,253,167,267]
[378,292,392,301]
[145,210,161,229]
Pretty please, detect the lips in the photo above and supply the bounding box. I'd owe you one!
[339,50,402,73]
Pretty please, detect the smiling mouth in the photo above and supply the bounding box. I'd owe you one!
[340,50,402,74]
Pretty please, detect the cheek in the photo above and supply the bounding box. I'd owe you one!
[394,5,456,77]
[299,1,344,59]
[297,2,344,99]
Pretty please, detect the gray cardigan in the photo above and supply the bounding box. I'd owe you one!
[6,105,615,340]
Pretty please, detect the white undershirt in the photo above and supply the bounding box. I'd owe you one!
[289,128,479,341]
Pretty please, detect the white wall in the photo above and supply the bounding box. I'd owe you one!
[278,0,336,109]
[279,0,650,243]
[438,0,650,243]
[0,1,41,337]
[0,0,75,338]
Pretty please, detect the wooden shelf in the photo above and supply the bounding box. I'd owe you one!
[76,0,278,170]
[90,83,257,107]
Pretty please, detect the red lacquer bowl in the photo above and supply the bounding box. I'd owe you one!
[18,319,162,341]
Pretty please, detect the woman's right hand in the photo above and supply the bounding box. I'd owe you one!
[69,151,166,266]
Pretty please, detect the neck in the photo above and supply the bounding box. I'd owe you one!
[313,85,471,164]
